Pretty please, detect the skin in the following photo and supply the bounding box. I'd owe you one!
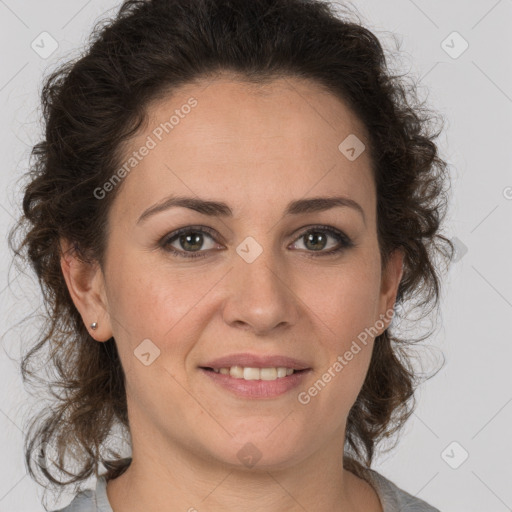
[60,74,404,512]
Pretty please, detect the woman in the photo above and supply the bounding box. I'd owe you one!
[9,0,454,510]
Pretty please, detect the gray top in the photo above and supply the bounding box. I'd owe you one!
[52,467,441,511]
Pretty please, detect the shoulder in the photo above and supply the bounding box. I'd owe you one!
[361,467,442,512]
[50,488,96,512]
[49,476,112,512]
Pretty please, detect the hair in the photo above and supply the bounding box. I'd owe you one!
[8,0,455,502]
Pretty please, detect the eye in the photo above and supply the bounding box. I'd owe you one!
[160,226,220,259]
[288,225,354,257]
[159,224,354,259]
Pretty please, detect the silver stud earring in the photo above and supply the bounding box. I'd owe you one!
[90,322,98,330]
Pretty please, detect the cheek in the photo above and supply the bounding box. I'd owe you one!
[304,260,381,346]
[105,254,212,360]
[299,258,380,399]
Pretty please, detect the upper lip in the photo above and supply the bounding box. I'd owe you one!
[200,353,311,370]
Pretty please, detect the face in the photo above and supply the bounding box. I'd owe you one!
[62,75,403,472]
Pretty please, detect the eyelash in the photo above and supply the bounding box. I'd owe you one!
[159,225,354,260]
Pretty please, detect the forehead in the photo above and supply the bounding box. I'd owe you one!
[146,75,369,150]
[110,75,375,222]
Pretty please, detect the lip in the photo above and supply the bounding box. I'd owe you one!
[200,352,312,371]
[199,367,312,399]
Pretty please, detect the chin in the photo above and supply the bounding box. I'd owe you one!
[206,428,308,471]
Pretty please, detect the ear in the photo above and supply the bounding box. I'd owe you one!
[59,238,113,342]
[376,248,404,334]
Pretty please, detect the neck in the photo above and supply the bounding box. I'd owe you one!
[105,435,381,512]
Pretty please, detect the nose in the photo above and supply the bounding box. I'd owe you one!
[221,245,301,335]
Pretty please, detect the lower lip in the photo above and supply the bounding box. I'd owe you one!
[199,368,312,399]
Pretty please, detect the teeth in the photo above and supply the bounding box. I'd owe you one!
[211,366,297,380]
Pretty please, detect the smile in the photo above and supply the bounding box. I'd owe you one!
[209,366,297,380]
[199,367,311,399]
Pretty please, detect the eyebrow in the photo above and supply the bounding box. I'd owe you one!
[137,195,366,225]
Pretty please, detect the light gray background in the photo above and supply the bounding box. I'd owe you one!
[1,0,511,510]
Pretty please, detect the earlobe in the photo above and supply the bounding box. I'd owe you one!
[59,238,113,342]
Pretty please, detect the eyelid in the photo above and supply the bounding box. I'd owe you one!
[287,224,354,253]
[159,224,354,258]
[159,225,221,249]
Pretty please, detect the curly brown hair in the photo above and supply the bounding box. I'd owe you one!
[8,0,454,501]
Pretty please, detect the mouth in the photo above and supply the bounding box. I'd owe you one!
[198,353,312,399]
[198,365,312,399]
[200,352,311,372]
[199,366,310,381]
